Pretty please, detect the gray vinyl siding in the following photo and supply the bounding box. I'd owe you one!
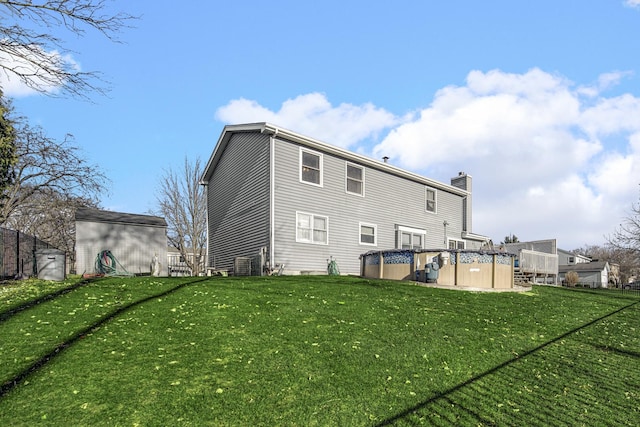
[206,132,270,270]
[272,138,466,275]
[559,269,606,287]
[75,221,167,275]
[577,271,602,284]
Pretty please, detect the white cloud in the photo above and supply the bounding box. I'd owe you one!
[373,68,590,182]
[624,0,640,9]
[577,71,632,97]
[0,45,78,97]
[216,69,640,249]
[580,93,640,136]
[215,92,402,149]
[373,68,640,248]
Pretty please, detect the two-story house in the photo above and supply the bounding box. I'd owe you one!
[557,248,591,265]
[201,123,489,275]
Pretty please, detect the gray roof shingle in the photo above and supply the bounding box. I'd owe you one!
[558,261,608,273]
[75,208,167,227]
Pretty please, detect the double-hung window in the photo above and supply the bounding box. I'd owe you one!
[426,187,437,213]
[296,212,328,244]
[300,148,322,186]
[346,163,364,196]
[359,222,377,246]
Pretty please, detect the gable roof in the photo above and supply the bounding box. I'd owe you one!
[75,208,167,227]
[201,123,468,196]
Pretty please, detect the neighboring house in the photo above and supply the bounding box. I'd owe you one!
[75,208,168,276]
[201,123,490,276]
[559,261,610,288]
[500,239,559,284]
[557,248,591,266]
[558,249,621,287]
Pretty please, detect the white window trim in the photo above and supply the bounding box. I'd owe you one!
[425,187,437,214]
[396,225,426,250]
[345,162,365,197]
[296,211,329,245]
[396,225,427,235]
[359,222,377,246]
[447,238,466,250]
[299,147,323,187]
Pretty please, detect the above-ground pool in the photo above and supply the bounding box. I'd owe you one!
[360,249,515,289]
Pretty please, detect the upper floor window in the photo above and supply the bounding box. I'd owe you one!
[346,163,364,196]
[300,148,322,186]
[359,222,377,246]
[296,212,328,244]
[425,187,437,213]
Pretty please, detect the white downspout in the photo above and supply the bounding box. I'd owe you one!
[199,181,211,270]
[269,132,277,271]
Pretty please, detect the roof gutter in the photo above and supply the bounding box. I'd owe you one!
[258,123,468,196]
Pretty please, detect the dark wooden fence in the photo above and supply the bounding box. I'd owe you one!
[0,227,55,279]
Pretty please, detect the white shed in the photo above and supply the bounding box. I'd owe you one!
[75,208,168,276]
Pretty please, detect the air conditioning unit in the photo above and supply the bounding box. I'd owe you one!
[234,257,252,276]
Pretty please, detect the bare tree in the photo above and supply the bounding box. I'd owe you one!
[156,157,207,276]
[4,189,99,271]
[0,0,135,97]
[564,271,579,287]
[0,119,108,224]
[609,201,640,256]
[604,203,640,282]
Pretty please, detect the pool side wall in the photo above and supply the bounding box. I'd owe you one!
[361,249,514,289]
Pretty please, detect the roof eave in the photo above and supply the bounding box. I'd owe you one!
[202,123,468,196]
[201,123,270,183]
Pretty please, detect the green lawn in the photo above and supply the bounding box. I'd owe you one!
[1,276,639,426]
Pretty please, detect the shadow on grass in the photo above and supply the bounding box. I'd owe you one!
[375,298,640,426]
[0,276,211,399]
[0,280,93,323]
[592,344,640,359]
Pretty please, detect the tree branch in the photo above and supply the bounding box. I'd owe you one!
[0,0,136,97]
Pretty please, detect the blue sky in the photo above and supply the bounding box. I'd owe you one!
[5,0,640,250]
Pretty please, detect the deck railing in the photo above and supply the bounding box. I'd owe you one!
[518,249,558,275]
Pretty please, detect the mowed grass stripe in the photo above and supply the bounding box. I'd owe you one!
[0,276,638,426]
[0,277,205,388]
